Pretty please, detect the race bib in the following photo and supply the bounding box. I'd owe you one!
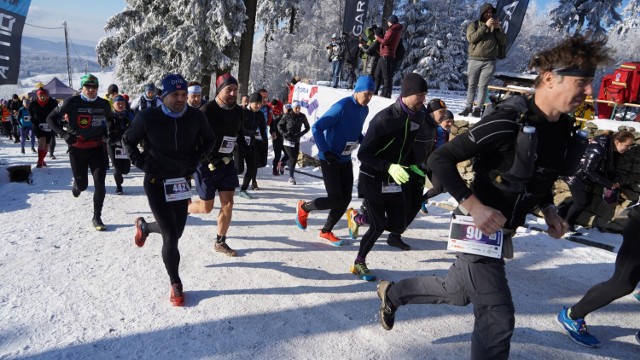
[447,215,503,259]
[283,139,295,148]
[381,182,402,193]
[114,147,129,159]
[39,123,50,131]
[244,136,252,145]
[163,177,191,202]
[218,136,236,154]
[341,141,358,156]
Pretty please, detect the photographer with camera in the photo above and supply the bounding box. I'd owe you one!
[326,33,345,88]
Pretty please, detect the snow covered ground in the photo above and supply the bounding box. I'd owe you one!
[1,83,639,359]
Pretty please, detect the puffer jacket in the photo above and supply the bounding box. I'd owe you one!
[567,134,619,190]
[466,9,506,61]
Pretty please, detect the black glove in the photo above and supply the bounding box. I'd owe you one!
[62,132,77,145]
[324,151,340,165]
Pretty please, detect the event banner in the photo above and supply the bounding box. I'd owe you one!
[0,0,32,85]
[342,0,369,37]
[496,0,529,54]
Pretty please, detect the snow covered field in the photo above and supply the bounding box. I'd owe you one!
[1,82,639,359]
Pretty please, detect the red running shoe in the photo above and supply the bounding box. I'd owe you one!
[319,231,343,246]
[134,217,148,247]
[295,200,308,230]
[170,283,185,306]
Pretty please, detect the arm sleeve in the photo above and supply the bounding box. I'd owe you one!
[581,145,615,188]
[357,116,392,173]
[121,113,146,165]
[312,104,342,153]
[46,101,67,136]
[299,115,310,137]
[277,115,287,137]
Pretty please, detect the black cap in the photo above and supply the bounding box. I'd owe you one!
[400,73,428,97]
[107,84,119,94]
[249,91,262,104]
[387,15,399,24]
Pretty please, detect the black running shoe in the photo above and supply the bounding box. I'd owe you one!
[115,185,123,195]
[72,181,81,198]
[387,234,411,250]
[92,217,106,231]
[377,280,396,330]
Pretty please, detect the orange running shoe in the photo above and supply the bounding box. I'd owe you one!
[319,230,343,246]
[170,283,185,306]
[134,217,148,247]
[295,200,309,230]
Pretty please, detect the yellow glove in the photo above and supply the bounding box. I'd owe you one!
[387,164,410,184]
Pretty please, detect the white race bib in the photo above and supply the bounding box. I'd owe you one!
[381,182,402,193]
[39,123,51,131]
[114,147,129,159]
[163,177,191,202]
[254,131,263,141]
[244,136,252,145]
[283,139,295,148]
[341,141,358,156]
[218,136,236,154]
[447,215,503,259]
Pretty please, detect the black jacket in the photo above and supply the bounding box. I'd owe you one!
[358,98,424,181]
[46,95,113,148]
[240,107,268,149]
[277,112,310,143]
[107,109,135,146]
[122,106,214,179]
[567,134,618,190]
[428,96,575,229]
[28,99,58,137]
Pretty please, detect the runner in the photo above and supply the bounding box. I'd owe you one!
[277,101,310,185]
[17,99,35,154]
[28,88,58,168]
[123,73,214,306]
[237,92,267,199]
[107,95,135,195]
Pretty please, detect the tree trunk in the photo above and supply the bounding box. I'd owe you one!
[238,0,258,99]
[382,0,394,26]
[289,6,296,34]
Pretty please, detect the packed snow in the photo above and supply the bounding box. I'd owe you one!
[1,81,639,360]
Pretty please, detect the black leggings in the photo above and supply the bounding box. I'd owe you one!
[272,138,288,168]
[357,175,406,259]
[107,144,131,187]
[240,145,257,191]
[424,170,445,201]
[69,145,107,218]
[143,175,190,284]
[283,142,300,178]
[571,215,640,319]
[561,180,594,227]
[304,160,353,232]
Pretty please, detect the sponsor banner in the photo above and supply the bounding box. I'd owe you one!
[342,0,369,37]
[0,0,32,85]
[496,0,529,53]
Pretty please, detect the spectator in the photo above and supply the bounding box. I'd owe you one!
[374,15,403,98]
[326,33,345,88]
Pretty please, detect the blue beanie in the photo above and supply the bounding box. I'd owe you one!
[354,75,375,93]
[161,74,187,97]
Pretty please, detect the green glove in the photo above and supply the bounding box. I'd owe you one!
[388,164,410,184]
[409,165,425,178]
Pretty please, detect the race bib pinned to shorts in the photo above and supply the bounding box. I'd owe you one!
[163,177,191,202]
[218,136,236,154]
[39,123,50,131]
[381,182,402,193]
[283,139,295,148]
[114,147,129,160]
[447,215,503,259]
[341,141,358,156]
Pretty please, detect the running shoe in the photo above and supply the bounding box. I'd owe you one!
[420,201,429,214]
[170,283,185,306]
[237,190,254,199]
[387,234,411,250]
[288,177,296,185]
[92,217,106,231]
[350,261,376,281]
[50,154,56,159]
[214,241,237,257]
[556,307,600,348]
[634,291,640,302]
[295,200,308,230]
[346,208,359,239]
[116,185,123,195]
[377,280,396,330]
[250,181,259,190]
[72,181,81,198]
[134,217,148,247]
[319,231,343,246]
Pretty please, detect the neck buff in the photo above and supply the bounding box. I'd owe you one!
[161,103,187,119]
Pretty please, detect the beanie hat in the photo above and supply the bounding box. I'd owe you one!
[36,88,48,96]
[354,75,375,93]
[442,110,454,121]
[387,15,399,24]
[216,73,238,93]
[12,94,19,99]
[292,101,301,108]
[480,3,496,19]
[80,74,99,88]
[107,84,119,94]
[400,73,428,97]
[426,98,447,113]
[249,91,262,104]
[144,83,156,92]
[113,95,126,103]
[160,74,187,97]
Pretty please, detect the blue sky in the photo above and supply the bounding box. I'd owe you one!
[22,0,126,44]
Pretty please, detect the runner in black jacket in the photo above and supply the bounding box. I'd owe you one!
[124,74,214,307]
[237,92,268,198]
[376,36,612,359]
[107,95,135,195]
[351,73,428,281]
[47,74,114,231]
[277,101,310,185]
[28,88,58,168]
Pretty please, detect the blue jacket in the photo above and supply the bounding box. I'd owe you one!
[18,107,32,128]
[312,96,368,163]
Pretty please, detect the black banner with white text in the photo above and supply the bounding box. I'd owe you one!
[0,0,32,85]
[496,0,529,54]
[342,0,369,37]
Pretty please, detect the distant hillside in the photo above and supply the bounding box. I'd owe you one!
[19,36,110,77]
